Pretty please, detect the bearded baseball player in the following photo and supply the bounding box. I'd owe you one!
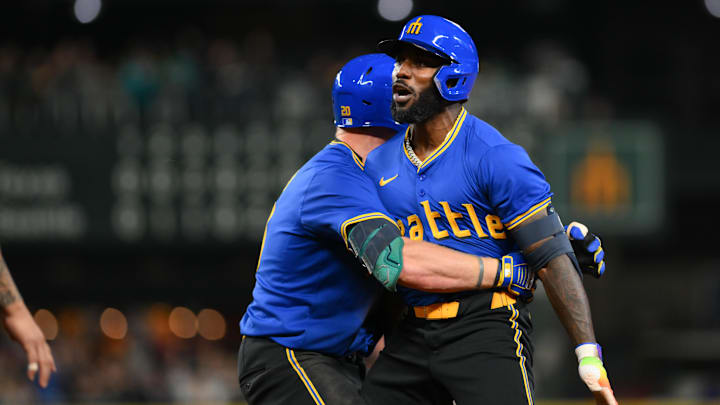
[237,53,542,405]
[359,15,616,405]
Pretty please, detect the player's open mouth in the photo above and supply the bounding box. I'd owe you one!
[392,83,414,104]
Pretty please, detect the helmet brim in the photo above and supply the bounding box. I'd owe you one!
[377,39,400,57]
[377,39,453,64]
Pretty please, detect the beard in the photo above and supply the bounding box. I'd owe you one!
[391,84,449,124]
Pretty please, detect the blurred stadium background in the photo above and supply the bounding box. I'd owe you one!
[1,0,719,403]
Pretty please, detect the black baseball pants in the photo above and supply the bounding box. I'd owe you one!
[238,336,367,405]
[361,291,535,405]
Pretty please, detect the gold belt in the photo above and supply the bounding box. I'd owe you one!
[413,301,460,319]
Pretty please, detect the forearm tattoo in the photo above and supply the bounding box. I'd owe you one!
[0,259,19,307]
[475,256,485,289]
[541,255,595,344]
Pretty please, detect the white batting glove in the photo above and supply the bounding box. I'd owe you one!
[576,343,618,405]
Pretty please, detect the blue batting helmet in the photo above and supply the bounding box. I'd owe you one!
[332,53,404,132]
[378,15,479,102]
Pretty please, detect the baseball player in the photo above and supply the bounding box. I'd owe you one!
[237,53,547,405]
[358,15,616,405]
[0,247,56,387]
[238,52,607,405]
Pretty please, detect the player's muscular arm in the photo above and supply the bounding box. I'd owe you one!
[537,253,596,344]
[511,212,616,405]
[518,210,596,345]
[349,219,533,294]
[398,238,499,293]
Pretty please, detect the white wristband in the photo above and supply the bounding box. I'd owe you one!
[575,343,599,362]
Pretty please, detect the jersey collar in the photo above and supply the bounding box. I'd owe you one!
[402,107,468,172]
[330,139,365,170]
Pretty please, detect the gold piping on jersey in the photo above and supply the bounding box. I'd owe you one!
[255,203,277,272]
[330,140,364,170]
[403,107,468,172]
[340,212,399,249]
[505,197,552,231]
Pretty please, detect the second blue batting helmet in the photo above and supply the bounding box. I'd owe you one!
[378,15,479,102]
[332,53,405,132]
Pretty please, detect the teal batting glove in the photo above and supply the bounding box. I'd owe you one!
[373,237,403,292]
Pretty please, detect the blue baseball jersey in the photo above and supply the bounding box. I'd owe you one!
[365,107,552,306]
[240,140,396,356]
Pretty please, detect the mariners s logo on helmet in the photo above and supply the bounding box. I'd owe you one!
[378,15,480,102]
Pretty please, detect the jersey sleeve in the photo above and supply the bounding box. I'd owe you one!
[478,143,553,231]
[300,166,397,247]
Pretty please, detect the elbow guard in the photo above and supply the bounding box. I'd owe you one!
[510,209,581,277]
[347,218,404,291]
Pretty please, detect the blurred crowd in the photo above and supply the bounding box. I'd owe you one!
[4,30,717,403]
[0,31,610,144]
[0,305,241,403]
[0,31,332,136]
[0,33,610,246]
